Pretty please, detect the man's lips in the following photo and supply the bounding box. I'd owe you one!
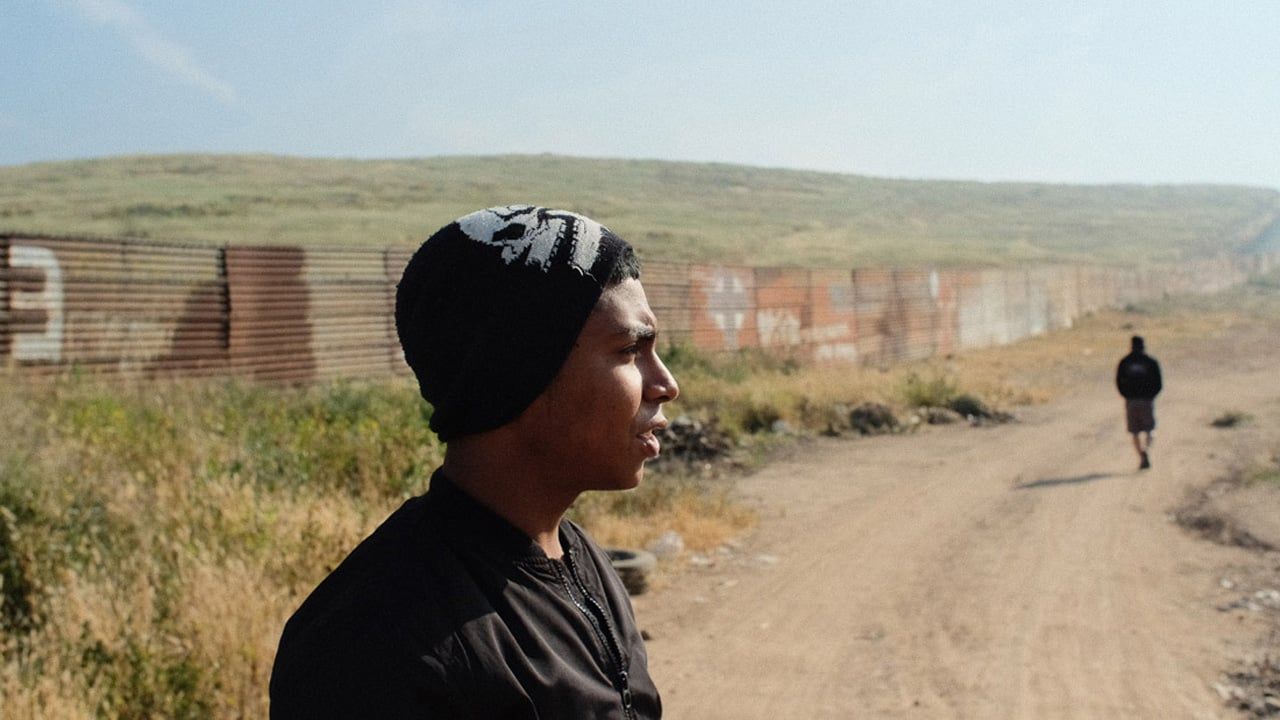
[637,418,667,458]
[637,431,661,458]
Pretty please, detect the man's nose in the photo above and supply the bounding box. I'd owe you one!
[646,354,679,403]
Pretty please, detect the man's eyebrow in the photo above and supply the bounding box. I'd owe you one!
[611,323,656,340]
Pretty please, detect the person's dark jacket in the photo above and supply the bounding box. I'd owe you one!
[270,471,660,719]
[1116,351,1162,400]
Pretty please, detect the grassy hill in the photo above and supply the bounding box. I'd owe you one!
[1,154,1277,268]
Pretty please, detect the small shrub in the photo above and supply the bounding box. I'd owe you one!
[739,402,783,434]
[202,379,443,497]
[900,372,959,408]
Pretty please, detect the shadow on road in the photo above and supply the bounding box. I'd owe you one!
[1015,473,1113,490]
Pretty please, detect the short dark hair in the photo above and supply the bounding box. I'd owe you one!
[604,239,641,286]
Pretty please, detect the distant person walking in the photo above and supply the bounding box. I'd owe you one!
[1116,335,1162,470]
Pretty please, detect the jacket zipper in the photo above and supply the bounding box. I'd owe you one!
[556,554,636,719]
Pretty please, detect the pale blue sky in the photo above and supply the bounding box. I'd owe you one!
[4,1,1278,188]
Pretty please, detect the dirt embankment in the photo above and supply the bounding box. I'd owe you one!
[634,319,1280,719]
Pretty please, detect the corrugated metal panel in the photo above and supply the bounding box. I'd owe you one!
[225,246,314,383]
[807,269,858,364]
[850,268,893,365]
[1004,270,1032,343]
[1,235,228,375]
[891,270,936,362]
[753,268,808,353]
[224,245,406,384]
[932,270,961,357]
[956,269,1009,349]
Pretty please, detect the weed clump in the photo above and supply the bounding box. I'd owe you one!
[899,372,1009,424]
[901,372,959,408]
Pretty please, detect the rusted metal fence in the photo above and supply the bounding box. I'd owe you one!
[2,232,1276,383]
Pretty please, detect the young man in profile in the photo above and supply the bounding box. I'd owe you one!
[270,205,678,718]
[1116,335,1162,470]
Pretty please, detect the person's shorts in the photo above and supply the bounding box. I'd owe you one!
[1126,399,1156,434]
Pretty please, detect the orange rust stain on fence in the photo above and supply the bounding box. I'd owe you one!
[226,246,313,383]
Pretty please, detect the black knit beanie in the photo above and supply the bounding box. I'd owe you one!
[395,205,638,441]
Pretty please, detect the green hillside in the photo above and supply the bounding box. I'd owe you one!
[2,154,1277,268]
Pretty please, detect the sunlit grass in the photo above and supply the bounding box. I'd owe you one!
[3,154,1276,267]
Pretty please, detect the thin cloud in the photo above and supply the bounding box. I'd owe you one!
[64,0,237,104]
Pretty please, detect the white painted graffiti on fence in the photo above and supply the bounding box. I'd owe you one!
[73,311,178,369]
[704,269,749,350]
[806,322,857,362]
[756,308,801,348]
[9,244,64,362]
[815,343,858,362]
[803,323,852,344]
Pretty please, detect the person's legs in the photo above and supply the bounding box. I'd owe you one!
[1126,399,1155,469]
[1130,432,1150,469]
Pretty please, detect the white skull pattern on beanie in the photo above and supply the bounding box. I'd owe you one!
[456,205,605,274]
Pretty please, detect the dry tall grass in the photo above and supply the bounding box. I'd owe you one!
[0,377,439,717]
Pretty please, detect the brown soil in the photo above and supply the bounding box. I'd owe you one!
[634,319,1280,719]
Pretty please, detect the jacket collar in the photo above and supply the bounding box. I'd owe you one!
[426,468,580,565]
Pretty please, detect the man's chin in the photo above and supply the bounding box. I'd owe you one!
[618,466,646,491]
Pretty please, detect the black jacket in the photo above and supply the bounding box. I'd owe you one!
[270,472,660,719]
[1116,351,1162,400]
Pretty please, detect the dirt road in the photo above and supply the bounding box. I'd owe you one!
[635,325,1280,719]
